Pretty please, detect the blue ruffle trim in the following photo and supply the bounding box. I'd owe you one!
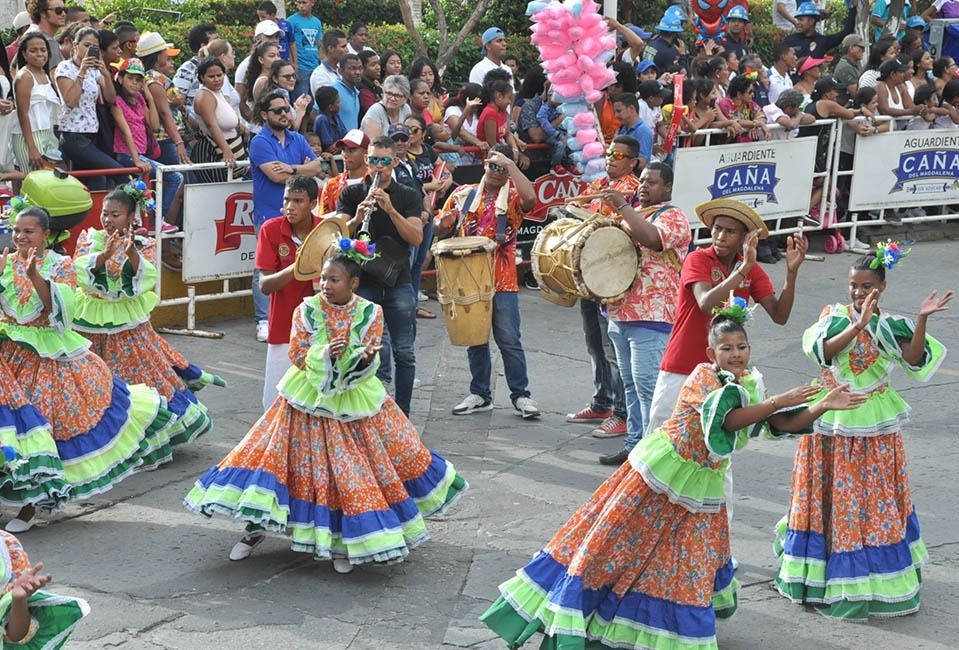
[402,451,450,500]
[0,401,50,436]
[193,466,423,539]
[167,387,200,418]
[174,363,202,382]
[54,378,137,462]
[522,551,720,639]
[782,510,922,578]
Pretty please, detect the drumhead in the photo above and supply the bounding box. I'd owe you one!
[433,236,495,256]
[578,226,638,298]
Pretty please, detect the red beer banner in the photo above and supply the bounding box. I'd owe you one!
[214,192,255,253]
[528,167,588,222]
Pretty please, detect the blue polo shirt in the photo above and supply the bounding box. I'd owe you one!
[249,128,316,225]
[617,120,653,164]
[335,79,361,130]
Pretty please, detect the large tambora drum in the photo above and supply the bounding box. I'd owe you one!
[431,236,496,346]
[532,216,639,307]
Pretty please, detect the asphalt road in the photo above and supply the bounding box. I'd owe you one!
[15,241,959,649]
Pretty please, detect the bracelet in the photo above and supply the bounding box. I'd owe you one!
[768,396,777,411]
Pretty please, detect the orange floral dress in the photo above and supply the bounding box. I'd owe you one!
[73,228,225,448]
[185,294,468,566]
[775,304,944,619]
[0,530,89,647]
[482,363,788,650]
[0,251,172,500]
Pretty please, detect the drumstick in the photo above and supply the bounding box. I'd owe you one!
[565,193,607,204]
[804,254,826,262]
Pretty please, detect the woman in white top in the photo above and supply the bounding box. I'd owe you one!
[193,57,246,184]
[206,39,241,113]
[876,58,922,128]
[12,33,62,172]
[245,41,280,115]
[56,27,120,190]
[443,82,486,163]
[361,74,411,139]
[0,46,17,178]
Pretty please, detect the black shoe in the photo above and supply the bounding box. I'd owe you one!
[599,449,629,466]
[523,273,540,290]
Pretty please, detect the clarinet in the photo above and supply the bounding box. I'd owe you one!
[356,172,381,239]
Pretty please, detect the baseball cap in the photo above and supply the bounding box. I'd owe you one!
[114,57,146,77]
[13,11,31,30]
[797,55,833,76]
[906,16,927,29]
[636,60,658,74]
[841,34,866,49]
[638,80,663,99]
[879,58,910,77]
[255,20,282,38]
[137,32,180,58]
[388,124,411,140]
[337,129,370,150]
[628,25,653,40]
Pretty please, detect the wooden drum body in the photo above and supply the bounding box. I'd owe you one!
[532,217,639,306]
[431,236,496,346]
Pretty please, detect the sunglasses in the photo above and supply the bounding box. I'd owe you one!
[267,105,292,115]
[605,149,630,161]
[406,125,422,134]
[368,156,394,166]
[487,162,506,173]
[279,73,297,79]
[49,6,65,14]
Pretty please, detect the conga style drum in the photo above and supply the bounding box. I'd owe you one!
[532,217,640,307]
[431,236,496,346]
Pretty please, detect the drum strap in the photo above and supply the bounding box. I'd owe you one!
[643,204,684,272]
[455,186,478,235]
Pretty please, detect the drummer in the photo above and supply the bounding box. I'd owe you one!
[317,129,370,216]
[594,162,691,466]
[435,145,541,420]
[564,135,645,440]
[255,175,322,410]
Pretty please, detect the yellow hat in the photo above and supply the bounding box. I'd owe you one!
[695,198,769,239]
[293,215,350,281]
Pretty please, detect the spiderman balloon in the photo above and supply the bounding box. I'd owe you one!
[689,0,751,45]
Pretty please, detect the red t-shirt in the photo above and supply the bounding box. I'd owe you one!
[660,246,775,375]
[478,104,508,144]
[255,215,319,345]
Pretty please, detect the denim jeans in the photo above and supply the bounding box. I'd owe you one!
[356,282,416,415]
[252,221,270,323]
[60,131,122,191]
[467,292,531,403]
[581,299,626,419]
[411,217,433,298]
[116,153,183,221]
[607,320,670,451]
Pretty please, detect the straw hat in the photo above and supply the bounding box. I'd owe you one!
[695,198,769,239]
[293,215,350,280]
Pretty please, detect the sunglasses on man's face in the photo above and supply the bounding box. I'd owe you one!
[368,156,394,166]
[406,125,422,134]
[267,105,292,115]
[487,162,506,174]
[605,149,630,161]
[50,6,65,14]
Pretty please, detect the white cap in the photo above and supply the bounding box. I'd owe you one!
[254,20,282,38]
[13,11,32,30]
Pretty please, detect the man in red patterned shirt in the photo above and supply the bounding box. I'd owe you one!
[435,145,540,419]
[595,161,691,466]
[565,136,644,440]
[316,129,369,216]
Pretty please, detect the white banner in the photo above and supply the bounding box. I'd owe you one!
[672,138,818,227]
[182,181,256,283]
[849,128,959,211]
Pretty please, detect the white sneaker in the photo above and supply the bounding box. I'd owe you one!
[229,533,264,561]
[5,517,34,533]
[255,320,269,343]
[417,291,428,302]
[413,378,421,389]
[332,557,354,574]
[452,394,493,415]
[848,237,871,254]
[513,396,541,420]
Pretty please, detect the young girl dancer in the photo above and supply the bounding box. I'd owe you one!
[776,244,952,619]
[186,246,467,572]
[481,304,866,650]
[0,205,173,532]
[0,529,89,647]
[72,182,225,449]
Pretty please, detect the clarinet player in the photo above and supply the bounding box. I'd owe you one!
[335,135,424,415]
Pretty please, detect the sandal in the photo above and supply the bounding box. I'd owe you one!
[416,307,436,319]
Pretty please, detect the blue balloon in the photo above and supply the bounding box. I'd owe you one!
[559,102,590,117]
[526,0,548,15]
[567,137,584,152]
